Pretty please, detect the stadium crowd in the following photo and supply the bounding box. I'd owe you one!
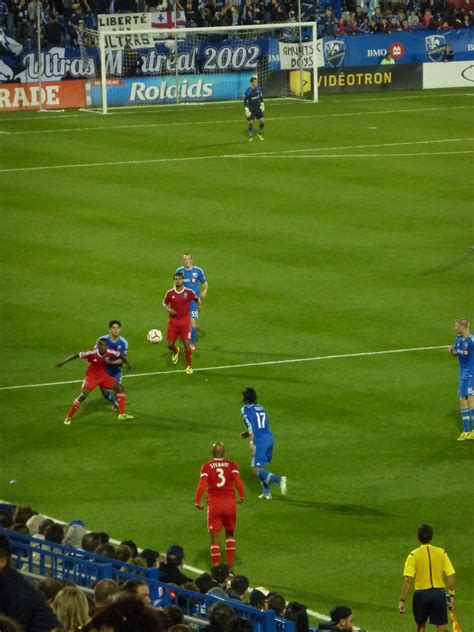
[0,0,471,49]
[0,503,358,632]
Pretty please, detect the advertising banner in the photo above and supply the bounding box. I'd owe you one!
[321,29,474,68]
[278,40,324,69]
[315,63,423,92]
[0,80,86,110]
[423,60,474,88]
[88,72,253,106]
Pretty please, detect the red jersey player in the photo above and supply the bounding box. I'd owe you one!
[194,442,245,571]
[56,338,133,425]
[162,271,199,374]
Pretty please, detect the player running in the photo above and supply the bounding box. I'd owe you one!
[241,388,287,500]
[176,253,208,351]
[162,271,199,374]
[244,76,265,142]
[194,442,245,571]
[448,318,474,441]
[56,338,133,425]
[95,320,131,410]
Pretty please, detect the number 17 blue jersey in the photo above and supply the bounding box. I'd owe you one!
[241,403,273,442]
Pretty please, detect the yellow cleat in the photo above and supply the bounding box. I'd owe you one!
[171,348,180,364]
[118,414,134,421]
[64,418,72,425]
[248,136,254,142]
[467,431,474,440]
[257,134,264,141]
[457,431,470,441]
[185,366,193,374]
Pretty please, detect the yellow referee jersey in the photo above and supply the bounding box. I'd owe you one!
[403,544,455,590]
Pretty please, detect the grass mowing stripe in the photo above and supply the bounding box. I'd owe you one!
[0,345,446,391]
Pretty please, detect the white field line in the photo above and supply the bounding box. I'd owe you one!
[2,105,473,136]
[0,345,446,392]
[0,91,472,123]
[1,136,472,174]
[254,150,474,159]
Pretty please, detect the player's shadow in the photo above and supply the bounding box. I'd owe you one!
[424,252,473,275]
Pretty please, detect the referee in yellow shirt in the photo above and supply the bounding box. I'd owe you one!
[398,524,456,632]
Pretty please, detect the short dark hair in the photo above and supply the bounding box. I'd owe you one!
[174,272,184,279]
[109,320,121,328]
[225,616,253,632]
[121,540,138,557]
[285,602,309,632]
[418,524,434,544]
[267,594,286,616]
[44,523,65,544]
[82,532,102,553]
[211,562,229,584]
[121,579,148,596]
[93,579,119,604]
[208,602,236,629]
[242,388,257,404]
[230,575,249,596]
[195,572,214,594]
[38,578,64,602]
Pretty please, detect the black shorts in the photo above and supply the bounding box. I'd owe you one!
[412,588,448,626]
[248,109,263,120]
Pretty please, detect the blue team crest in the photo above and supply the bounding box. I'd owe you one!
[425,35,446,62]
[324,40,345,68]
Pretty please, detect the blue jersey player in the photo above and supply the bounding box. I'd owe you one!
[240,388,287,500]
[449,318,474,441]
[244,77,265,142]
[95,320,131,408]
[176,253,208,350]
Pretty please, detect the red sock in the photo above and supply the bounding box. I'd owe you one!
[172,345,178,354]
[116,393,126,414]
[185,347,192,367]
[67,399,81,420]
[210,544,221,566]
[225,538,236,570]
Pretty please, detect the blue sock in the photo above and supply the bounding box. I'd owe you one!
[102,390,115,404]
[191,326,197,344]
[261,482,270,494]
[257,470,281,485]
[461,409,470,432]
[470,409,474,431]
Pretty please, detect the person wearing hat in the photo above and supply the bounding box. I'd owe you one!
[317,605,354,630]
[159,545,193,586]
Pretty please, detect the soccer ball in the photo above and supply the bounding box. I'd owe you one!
[147,329,163,344]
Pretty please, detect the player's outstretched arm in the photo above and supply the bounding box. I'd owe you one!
[195,477,207,509]
[122,356,132,372]
[201,281,208,298]
[56,353,80,368]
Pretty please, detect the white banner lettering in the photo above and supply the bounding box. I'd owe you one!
[278,40,324,69]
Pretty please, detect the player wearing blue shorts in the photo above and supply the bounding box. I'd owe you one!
[448,318,474,441]
[240,388,287,500]
[95,320,131,408]
[244,77,265,142]
[176,253,208,350]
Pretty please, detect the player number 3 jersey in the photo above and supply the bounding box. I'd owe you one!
[199,459,242,500]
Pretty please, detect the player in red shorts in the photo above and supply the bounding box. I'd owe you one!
[194,442,245,571]
[162,271,199,374]
[56,338,133,425]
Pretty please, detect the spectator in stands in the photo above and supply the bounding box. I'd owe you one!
[139,548,160,568]
[44,522,66,545]
[163,604,185,626]
[82,532,102,553]
[26,514,46,536]
[118,579,152,606]
[120,540,138,557]
[203,602,236,632]
[225,617,252,632]
[38,577,64,606]
[0,615,22,632]
[285,602,309,632]
[53,585,90,632]
[408,9,420,28]
[12,523,29,535]
[211,563,230,590]
[115,543,133,563]
[37,518,54,539]
[95,542,116,558]
[82,595,164,632]
[0,0,8,30]
[0,534,60,632]
[249,589,266,610]
[159,545,193,586]
[267,594,286,616]
[380,52,395,64]
[93,579,119,615]
[64,521,87,549]
[13,505,36,526]
[317,605,354,631]
[195,571,215,594]
[0,512,14,529]
[44,14,64,46]
[319,7,337,36]
[226,575,249,601]
[443,43,454,62]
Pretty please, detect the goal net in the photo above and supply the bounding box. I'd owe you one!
[84,18,319,113]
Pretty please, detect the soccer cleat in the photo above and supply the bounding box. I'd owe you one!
[118,413,134,421]
[257,134,264,141]
[280,476,287,496]
[185,366,193,374]
[110,404,118,412]
[258,492,272,500]
[64,418,72,425]
[467,431,474,440]
[171,348,180,364]
[248,136,254,142]
[189,343,196,352]
[457,431,470,441]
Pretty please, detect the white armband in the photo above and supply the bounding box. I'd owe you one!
[245,107,251,118]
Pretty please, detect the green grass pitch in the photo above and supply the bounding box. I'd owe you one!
[0,88,473,632]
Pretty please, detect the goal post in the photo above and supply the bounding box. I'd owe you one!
[90,21,320,114]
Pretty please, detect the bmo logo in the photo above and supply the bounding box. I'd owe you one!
[389,42,405,59]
